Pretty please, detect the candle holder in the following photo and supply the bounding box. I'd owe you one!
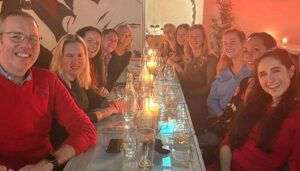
[147,57,157,75]
[136,98,159,131]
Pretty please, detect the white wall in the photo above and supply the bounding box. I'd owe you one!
[145,0,204,28]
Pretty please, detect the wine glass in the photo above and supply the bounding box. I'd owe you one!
[156,57,164,73]
[164,65,176,82]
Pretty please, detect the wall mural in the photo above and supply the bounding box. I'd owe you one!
[0,0,142,68]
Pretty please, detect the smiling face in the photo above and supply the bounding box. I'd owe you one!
[223,32,244,59]
[101,32,118,54]
[62,42,86,81]
[117,27,132,47]
[0,16,40,77]
[176,27,188,46]
[257,56,294,102]
[244,36,268,71]
[82,30,101,59]
[188,28,204,52]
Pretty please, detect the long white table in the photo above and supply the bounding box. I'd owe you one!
[63,59,206,171]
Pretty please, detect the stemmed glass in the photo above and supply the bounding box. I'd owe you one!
[154,57,165,83]
[164,65,176,82]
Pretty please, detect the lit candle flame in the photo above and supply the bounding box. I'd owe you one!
[282,37,288,44]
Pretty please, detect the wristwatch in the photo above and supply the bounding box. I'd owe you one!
[45,154,59,169]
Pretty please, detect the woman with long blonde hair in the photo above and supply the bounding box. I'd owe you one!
[159,23,176,60]
[176,24,218,135]
[50,34,120,148]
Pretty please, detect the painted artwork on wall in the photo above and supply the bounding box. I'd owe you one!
[0,0,142,68]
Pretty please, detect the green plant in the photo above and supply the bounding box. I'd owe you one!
[210,0,235,55]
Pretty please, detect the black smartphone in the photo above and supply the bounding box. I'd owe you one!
[106,139,123,153]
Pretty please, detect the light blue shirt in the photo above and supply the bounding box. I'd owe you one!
[207,64,252,117]
[0,64,31,85]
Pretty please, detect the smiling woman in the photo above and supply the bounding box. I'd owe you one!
[207,28,252,117]
[49,34,121,149]
[219,48,300,171]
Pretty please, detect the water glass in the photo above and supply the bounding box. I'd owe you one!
[164,65,176,82]
[172,121,191,168]
[164,85,179,119]
[113,84,126,99]
[137,128,156,170]
[123,130,137,160]
[173,121,190,145]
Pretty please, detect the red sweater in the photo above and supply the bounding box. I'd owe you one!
[0,67,96,170]
[222,101,300,171]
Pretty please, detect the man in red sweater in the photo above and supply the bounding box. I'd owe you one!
[0,11,96,170]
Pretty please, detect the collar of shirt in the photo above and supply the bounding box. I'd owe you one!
[0,64,31,85]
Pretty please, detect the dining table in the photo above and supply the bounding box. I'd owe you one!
[63,57,206,171]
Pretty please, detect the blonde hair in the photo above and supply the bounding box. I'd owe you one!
[116,24,133,51]
[216,27,246,74]
[50,34,91,89]
[184,24,212,64]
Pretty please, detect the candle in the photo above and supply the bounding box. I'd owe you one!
[282,37,288,48]
[147,59,157,74]
[148,99,159,116]
[149,74,154,85]
[148,98,159,130]
[147,49,153,57]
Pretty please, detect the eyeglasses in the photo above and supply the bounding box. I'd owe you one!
[0,32,42,45]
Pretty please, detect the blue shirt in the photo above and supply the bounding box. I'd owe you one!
[207,64,252,117]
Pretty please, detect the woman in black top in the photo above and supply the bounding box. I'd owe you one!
[106,25,132,91]
[50,34,120,148]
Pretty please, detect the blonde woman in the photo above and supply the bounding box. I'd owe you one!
[159,23,176,60]
[106,25,133,91]
[207,28,252,117]
[176,24,218,135]
[50,34,120,148]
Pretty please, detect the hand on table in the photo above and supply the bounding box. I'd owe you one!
[97,87,110,98]
[108,100,122,113]
[17,160,53,171]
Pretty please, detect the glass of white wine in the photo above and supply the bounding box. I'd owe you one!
[173,121,190,144]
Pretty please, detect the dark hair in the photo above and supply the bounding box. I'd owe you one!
[175,24,190,57]
[102,29,117,37]
[248,32,277,49]
[76,26,102,38]
[76,26,103,87]
[228,48,298,153]
[0,11,38,29]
